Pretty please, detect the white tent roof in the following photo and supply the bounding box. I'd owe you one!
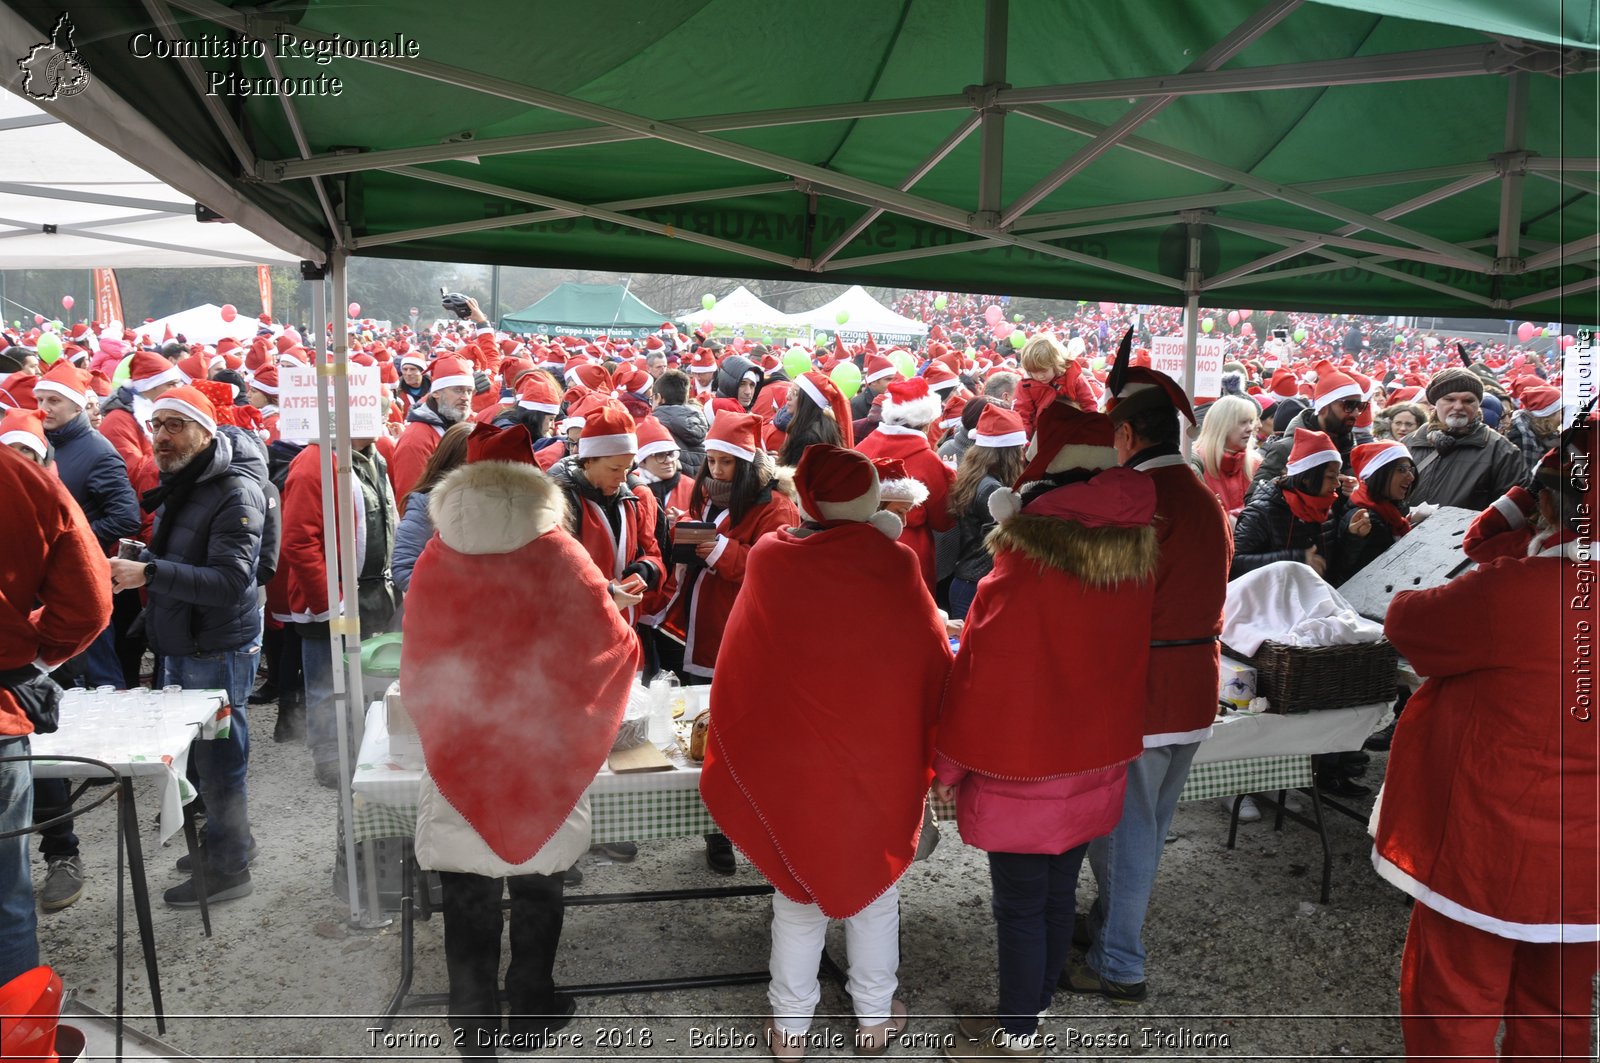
[137,303,264,346]
[680,285,804,328]
[793,285,928,338]
[0,91,301,269]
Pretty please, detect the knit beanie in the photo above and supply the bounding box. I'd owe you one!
[1425,365,1484,404]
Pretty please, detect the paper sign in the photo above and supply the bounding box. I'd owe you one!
[1150,336,1225,398]
[277,364,384,443]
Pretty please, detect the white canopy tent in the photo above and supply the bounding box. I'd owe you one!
[793,285,929,344]
[0,91,303,269]
[680,285,805,329]
[136,302,264,345]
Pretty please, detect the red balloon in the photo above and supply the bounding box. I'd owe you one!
[1240,322,1254,336]
[61,295,73,311]
[220,304,237,322]
[33,314,43,324]
[348,302,361,318]
[1517,321,1537,343]
[993,321,1013,340]
[1560,334,1577,349]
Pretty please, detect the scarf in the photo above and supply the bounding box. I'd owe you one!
[773,407,794,432]
[1350,480,1411,537]
[703,476,733,508]
[1283,487,1335,525]
[1219,450,1246,476]
[142,438,219,556]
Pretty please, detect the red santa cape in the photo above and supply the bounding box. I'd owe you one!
[700,521,950,917]
[401,459,640,866]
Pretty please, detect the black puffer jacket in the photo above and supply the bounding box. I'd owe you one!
[715,354,763,406]
[952,474,1005,583]
[654,403,708,478]
[141,429,268,656]
[1229,483,1344,580]
[1249,407,1353,504]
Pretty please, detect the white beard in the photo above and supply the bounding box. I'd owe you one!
[1442,412,1474,431]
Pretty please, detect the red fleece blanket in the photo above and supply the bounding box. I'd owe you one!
[700,522,951,917]
[401,530,639,865]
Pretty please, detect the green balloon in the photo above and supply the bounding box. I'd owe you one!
[36,332,63,364]
[701,293,716,311]
[1090,356,1106,371]
[815,333,829,347]
[1010,331,1027,349]
[781,347,812,379]
[830,360,863,399]
[1013,313,1023,323]
[889,350,916,378]
[112,353,134,389]
[1292,328,1307,343]
[934,295,948,310]
[835,310,850,325]
[1201,318,1215,334]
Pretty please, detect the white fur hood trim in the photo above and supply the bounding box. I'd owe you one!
[428,460,568,555]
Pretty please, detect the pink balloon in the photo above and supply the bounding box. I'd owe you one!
[1240,322,1254,337]
[348,302,361,318]
[984,305,1003,325]
[1240,309,1252,321]
[1517,321,1537,343]
[1098,301,1116,314]
[1227,310,1241,328]
[33,314,43,325]
[1560,334,1577,349]
[220,304,237,322]
[993,322,1013,340]
[61,295,73,311]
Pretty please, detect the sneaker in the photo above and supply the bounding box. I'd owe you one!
[1058,954,1147,1004]
[956,1015,999,1043]
[705,833,736,876]
[164,866,253,907]
[40,855,84,912]
[944,1026,1045,1060]
[1218,795,1260,823]
[592,841,637,862]
[176,837,258,873]
[1363,721,1396,751]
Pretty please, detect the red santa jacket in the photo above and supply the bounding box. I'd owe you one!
[550,465,665,628]
[98,405,149,475]
[1133,452,1234,745]
[0,449,112,734]
[701,522,950,916]
[1461,485,1538,563]
[661,480,799,677]
[1373,542,1599,939]
[389,414,445,511]
[1013,365,1097,435]
[278,443,370,624]
[854,426,956,589]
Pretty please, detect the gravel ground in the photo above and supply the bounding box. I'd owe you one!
[32,700,1419,1062]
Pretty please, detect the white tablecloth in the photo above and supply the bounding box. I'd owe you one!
[30,689,229,844]
[1193,701,1393,765]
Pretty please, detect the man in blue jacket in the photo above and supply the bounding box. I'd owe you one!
[108,386,266,907]
[33,360,139,912]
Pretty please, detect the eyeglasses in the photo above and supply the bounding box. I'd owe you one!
[146,417,195,436]
[1337,400,1370,413]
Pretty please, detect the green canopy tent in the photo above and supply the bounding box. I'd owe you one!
[498,281,667,339]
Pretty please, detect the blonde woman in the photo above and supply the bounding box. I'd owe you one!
[1189,394,1260,519]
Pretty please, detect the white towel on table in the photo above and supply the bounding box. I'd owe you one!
[1223,560,1385,656]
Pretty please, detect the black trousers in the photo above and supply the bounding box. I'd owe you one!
[438,870,565,1044]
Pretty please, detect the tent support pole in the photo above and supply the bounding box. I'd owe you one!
[1525,233,1600,272]
[1494,72,1530,267]
[1508,275,1600,309]
[1182,220,1203,459]
[975,0,1009,226]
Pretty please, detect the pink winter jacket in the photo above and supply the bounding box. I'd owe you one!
[934,752,1127,855]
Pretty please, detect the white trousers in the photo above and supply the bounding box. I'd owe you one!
[768,885,899,1035]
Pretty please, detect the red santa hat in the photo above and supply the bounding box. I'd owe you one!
[571,363,612,392]
[428,355,474,391]
[576,402,637,459]
[704,411,763,462]
[1311,364,1363,412]
[871,456,929,508]
[1284,427,1341,476]
[1269,371,1300,399]
[1102,335,1196,425]
[792,443,902,538]
[1351,439,1411,481]
[794,371,854,449]
[152,384,218,435]
[880,376,941,428]
[500,357,536,391]
[924,362,959,393]
[1387,385,1422,405]
[250,364,280,395]
[972,404,1027,448]
[126,350,186,393]
[862,354,897,385]
[1521,385,1566,418]
[1018,400,1119,488]
[687,350,717,375]
[466,422,536,466]
[0,372,39,410]
[400,352,429,371]
[87,371,113,399]
[633,416,677,461]
[0,407,49,459]
[938,393,967,430]
[34,362,92,408]
[516,372,562,414]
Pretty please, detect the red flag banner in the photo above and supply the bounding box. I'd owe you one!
[258,265,273,320]
[93,268,122,325]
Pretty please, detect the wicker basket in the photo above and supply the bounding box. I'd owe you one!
[1220,638,1396,714]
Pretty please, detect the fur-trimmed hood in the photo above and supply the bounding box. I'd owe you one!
[429,460,567,555]
[986,514,1158,587]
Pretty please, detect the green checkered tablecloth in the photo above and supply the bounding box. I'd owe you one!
[1179,754,1313,801]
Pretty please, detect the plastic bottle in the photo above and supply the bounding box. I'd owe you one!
[649,671,678,748]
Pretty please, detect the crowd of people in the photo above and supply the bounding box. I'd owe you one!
[0,290,1592,1061]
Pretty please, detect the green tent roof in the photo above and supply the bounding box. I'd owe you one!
[7,0,1594,318]
[499,283,665,337]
